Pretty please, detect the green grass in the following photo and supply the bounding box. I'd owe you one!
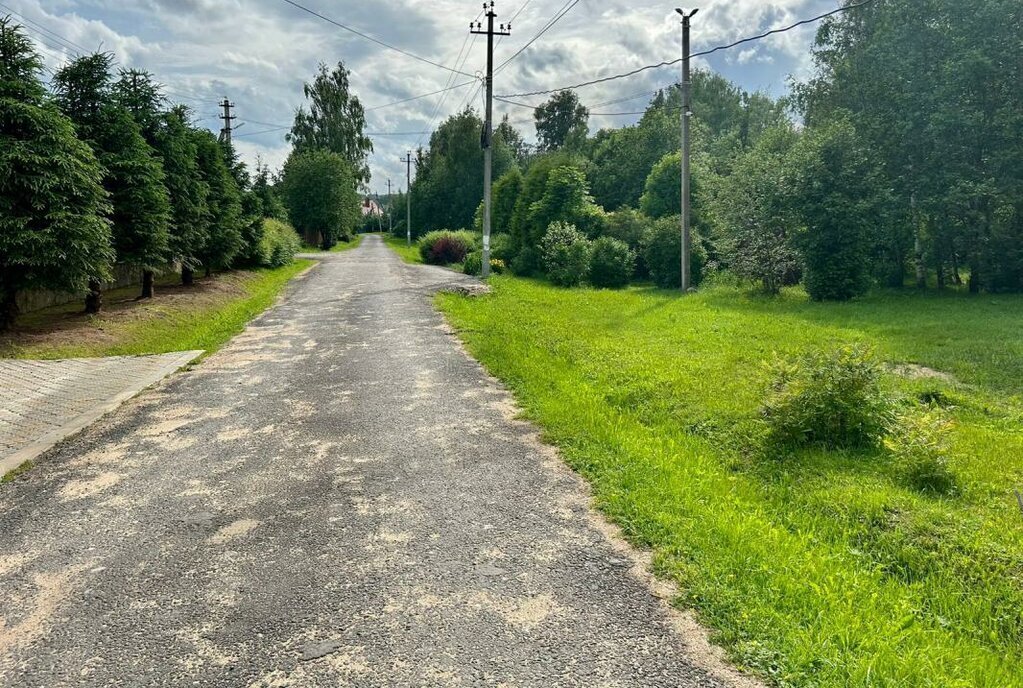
[438,278,1023,687]
[2,460,35,483]
[383,234,424,264]
[301,234,365,253]
[330,234,365,252]
[1,260,313,360]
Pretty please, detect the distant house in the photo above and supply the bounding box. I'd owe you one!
[362,198,383,217]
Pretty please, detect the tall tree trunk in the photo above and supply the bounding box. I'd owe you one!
[181,265,195,286]
[84,279,102,314]
[912,195,926,288]
[952,253,963,286]
[204,264,212,278]
[140,270,155,299]
[0,286,18,332]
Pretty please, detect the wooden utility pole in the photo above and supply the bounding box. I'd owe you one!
[676,8,697,291]
[400,153,413,247]
[471,2,510,278]
[219,98,236,145]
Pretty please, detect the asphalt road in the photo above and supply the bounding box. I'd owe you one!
[0,235,750,687]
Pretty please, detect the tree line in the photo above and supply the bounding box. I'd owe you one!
[0,17,294,331]
[392,0,1022,299]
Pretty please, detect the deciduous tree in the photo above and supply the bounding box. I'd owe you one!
[281,150,359,250]
[288,61,372,185]
[534,90,588,152]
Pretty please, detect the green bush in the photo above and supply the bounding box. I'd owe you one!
[540,222,591,287]
[884,410,958,494]
[762,346,894,450]
[463,250,482,275]
[589,237,635,289]
[257,218,301,267]
[419,230,478,265]
[463,251,507,276]
[511,245,541,276]
[489,233,513,262]
[641,215,707,289]
[605,208,650,278]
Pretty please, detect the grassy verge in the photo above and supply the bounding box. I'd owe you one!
[301,234,365,253]
[330,234,365,252]
[438,277,1023,687]
[0,260,313,360]
[1,460,35,483]
[383,234,423,264]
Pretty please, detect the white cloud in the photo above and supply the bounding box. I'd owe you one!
[6,0,834,191]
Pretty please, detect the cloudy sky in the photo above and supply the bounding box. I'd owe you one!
[5,0,838,192]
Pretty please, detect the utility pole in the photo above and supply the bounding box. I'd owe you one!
[219,97,236,146]
[471,2,511,278]
[386,178,393,234]
[400,152,413,247]
[676,8,697,292]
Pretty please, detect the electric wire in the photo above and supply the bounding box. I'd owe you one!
[496,0,877,98]
[416,8,484,149]
[365,80,476,112]
[279,0,474,78]
[495,0,580,74]
[0,2,91,54]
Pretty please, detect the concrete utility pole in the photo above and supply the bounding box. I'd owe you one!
[471,2,511,279]
[386,178,393,234]
[219,98,236,146]
[676,8,697,292]
[400,153,413,247]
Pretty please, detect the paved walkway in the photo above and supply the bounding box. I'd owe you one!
[0,351,202,476]
[0,236,752,687]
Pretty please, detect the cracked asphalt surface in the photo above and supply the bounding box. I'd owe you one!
[0,236,746,687]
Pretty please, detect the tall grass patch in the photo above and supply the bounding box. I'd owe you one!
[438,278,1023,687]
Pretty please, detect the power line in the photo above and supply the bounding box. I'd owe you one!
[279,0,475,78]
[233,125,289,138]
[416,8,484,149]
[0,3,91,54]
[410,0,532,150]
[365,80,476,112]
[495,0,580,74]
[496,0,876,98]
[244,117,291,128]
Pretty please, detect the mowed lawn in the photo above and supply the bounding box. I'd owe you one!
[0,260,313,360]
[383,234,424,264]
[439,277,1023,687]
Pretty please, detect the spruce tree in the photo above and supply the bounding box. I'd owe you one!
[114,68,164,144]
[0,18,112,329]
[193,129,243,274]
[54,54,170,301]
[96,106,171,298]
[154,106,209,285]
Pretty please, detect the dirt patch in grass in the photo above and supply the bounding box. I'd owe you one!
[0,274,249,355]
[889,362,956,383]
[0,261,311,360]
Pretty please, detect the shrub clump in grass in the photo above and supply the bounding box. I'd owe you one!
[589,237,635,289]
[257,219,302,267]
[539,222,591,287]
[463,251,507,276]
[762,345,894,450]
[885,409,958,494]
[419,230,478,265]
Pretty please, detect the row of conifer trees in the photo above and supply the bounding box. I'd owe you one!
[1,18,285,330]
